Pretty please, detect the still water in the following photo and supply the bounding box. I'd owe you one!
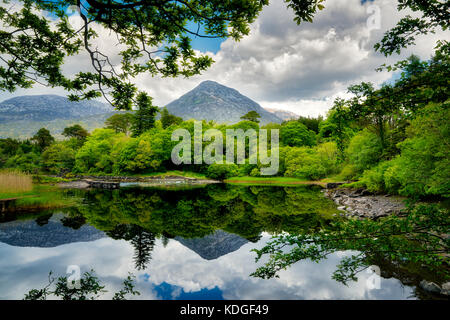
[0,184,420,299]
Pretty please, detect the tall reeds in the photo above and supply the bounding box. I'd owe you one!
[0,169,33,194]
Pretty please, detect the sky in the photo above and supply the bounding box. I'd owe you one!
[0,0,448,117]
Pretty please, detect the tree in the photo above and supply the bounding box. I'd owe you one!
[131,93,158,137]
[375,0,449,56]
[62,124,89,141]
[105,113,134,134]
[280,121,316,147]
[42,142,76,174]
[251,204,449,285]
[31,128,54,151]
[297,115,323,133]
[319,98,354,160]
[0,0,323,110]
[130,227,156,270]
[240,111,261,123]
[24,271,140,300]
[346,130,383,173]
[160,107,182,129]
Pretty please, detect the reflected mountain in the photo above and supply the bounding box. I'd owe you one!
[0,214,105,247]
[175,230,248,260]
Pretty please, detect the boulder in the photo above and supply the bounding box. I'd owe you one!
[419,280,441,294]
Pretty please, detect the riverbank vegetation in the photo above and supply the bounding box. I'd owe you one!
[1,47,448,200]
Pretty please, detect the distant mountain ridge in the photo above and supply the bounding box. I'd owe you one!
[264,108,299,121]
[0,94,113,123]
[166,81,282,124]
[0,215,106,248]
[0,82,284,138]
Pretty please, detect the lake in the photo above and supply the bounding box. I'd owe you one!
[0,184,428,299]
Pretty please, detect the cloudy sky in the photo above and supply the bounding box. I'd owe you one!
[0,0,448,117]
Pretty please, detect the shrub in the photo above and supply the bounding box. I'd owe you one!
[280,121,316,147]
[339,164,358,181]
[346,130,382,173]
[41,142,76,174]
[206,163,239,180]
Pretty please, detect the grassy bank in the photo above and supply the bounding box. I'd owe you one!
[224,176,327,187]
[0,170,79,211]
[0,185,79,212]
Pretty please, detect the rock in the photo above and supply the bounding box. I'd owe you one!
[337,206,346,211]
[441,282,450,296]
[326,182,345,189]
[419,280,441,294]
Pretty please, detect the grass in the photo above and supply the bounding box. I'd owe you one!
[0,170,33,196]
[224,176,327,186]
[1,185,79,211]
[0,170,78,210]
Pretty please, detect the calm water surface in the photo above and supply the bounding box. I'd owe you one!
[0,184,421,299]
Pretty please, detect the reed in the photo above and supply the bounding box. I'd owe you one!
[0,169,33,194]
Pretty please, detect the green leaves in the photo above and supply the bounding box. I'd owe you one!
[251,204,450,285]
[375,0,449,56]
[24,270,139,300]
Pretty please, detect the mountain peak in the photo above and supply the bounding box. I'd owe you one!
[166,81,282,124]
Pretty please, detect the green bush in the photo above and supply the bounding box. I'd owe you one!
[41,142,76,174]
[284,147,326,180]
[338,164,358,181]
[359,161,392,193]
[283,143,339,181]
[346,130,382,173]
[280,121,316,147]
[206,163,239,180]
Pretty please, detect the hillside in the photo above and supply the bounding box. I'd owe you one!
[166,81,282,124]
[264,108,299,121]
[0,95,113,122]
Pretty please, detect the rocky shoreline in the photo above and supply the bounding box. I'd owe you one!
[58,175,221,189]
[323,187,406,219]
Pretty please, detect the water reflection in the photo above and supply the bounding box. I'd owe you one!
[0,184,421,299]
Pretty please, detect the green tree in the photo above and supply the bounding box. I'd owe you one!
[206,163,239,180]
[24,271,139,300]
[319,98,354,160]
[160,107,183,129]
[105,113,134,135]
[62,124,89,141]
[240,111,261,123]
[74,128,127,173]
[346,130,383,173]
[280,121,316,147]
[251,204,449,285]
[297,115,323,133]
[131,93,158,137]
[31,128,54,151]
[41,142,76,174]
[375,0,449,56]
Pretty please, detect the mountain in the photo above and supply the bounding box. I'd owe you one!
[166,81,282,124]
[0,111,123,140]
[0,214,106,248]
[0,95,122,139]
[0,94,113,123]
[175,229,248,260]
[264,108,299,121]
